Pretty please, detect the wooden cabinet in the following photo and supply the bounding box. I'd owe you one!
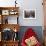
[0,7,20,46]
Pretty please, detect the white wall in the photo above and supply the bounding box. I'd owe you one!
[0,0,44,26]
[0,0,15,7]
[19,0,44,26]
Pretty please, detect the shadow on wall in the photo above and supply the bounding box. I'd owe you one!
[18,26,43,44]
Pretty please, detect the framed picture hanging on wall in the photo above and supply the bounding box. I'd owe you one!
[23,9,36,19]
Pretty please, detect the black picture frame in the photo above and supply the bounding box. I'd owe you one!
[23,9,36,19]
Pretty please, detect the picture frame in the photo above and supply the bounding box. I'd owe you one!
[2,10,9,15]
[1,28,13,41]
[23,9,36,19]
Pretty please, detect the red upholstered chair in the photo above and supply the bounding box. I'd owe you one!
[21,28,41,46]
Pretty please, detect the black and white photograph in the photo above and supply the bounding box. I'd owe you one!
[24,9,36,19]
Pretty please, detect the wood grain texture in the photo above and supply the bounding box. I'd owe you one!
[0,24,20,32]
[0,41,19,46]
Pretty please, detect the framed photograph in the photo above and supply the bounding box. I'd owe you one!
[23,9,36,19]
[2,10,9,15]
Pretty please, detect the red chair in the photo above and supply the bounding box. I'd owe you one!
[21,28,41,46]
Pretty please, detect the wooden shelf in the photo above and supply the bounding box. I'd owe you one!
[0,7,20,46]
[0,40,19,46]
[2,40,19,42]
[0,7,19,10]
[0,24,20,32]
[0,7,19,24]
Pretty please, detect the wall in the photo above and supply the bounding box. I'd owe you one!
[0,0,44,26]
[19,0,44,26]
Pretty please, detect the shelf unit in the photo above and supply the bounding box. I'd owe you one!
[0,7,19,24]
[0,7,20,46]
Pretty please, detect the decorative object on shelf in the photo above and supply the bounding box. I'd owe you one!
[13,27,18,41]
[13,32,18,41]
[2,16,8,24]
[14,28,17,32]
[23,9,36,19]
[8,16,18,24]
[15,0,17,7]
[5,18,8,24]
[9,10,18,15]
[2,10,9,15]
[1,28,13,41]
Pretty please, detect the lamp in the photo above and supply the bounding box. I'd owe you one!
[15,0,17,7]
